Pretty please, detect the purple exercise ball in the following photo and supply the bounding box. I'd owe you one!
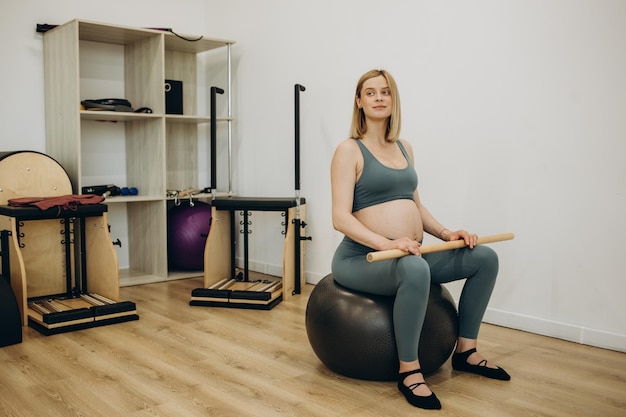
[167,201,212,271]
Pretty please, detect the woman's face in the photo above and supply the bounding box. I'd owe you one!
[356,75,392,120]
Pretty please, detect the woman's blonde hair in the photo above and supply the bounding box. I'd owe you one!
[350,69,402,142]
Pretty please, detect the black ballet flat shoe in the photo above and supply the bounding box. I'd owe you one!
[397,369,442,410]
[452,348,511,381]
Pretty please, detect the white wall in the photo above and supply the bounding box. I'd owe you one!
[1,0,624,352]
[202,0,626,352]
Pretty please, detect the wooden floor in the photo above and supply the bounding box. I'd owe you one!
[1,277,624,417]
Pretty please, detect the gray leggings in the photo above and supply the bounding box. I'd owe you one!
[331,236,499,362]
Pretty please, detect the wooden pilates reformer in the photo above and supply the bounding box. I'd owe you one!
[0,151,138,335]
[190,85,309,310]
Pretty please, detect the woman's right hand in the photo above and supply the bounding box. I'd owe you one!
[388,237,421,256]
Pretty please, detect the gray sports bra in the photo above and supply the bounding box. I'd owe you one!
[352,139,418,212]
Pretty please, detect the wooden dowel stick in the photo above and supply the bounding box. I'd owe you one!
[366,232,514,263]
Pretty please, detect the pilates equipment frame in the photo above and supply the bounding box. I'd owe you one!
[190,84,310,309]
[190,197,307,309]
[0,151,138,335]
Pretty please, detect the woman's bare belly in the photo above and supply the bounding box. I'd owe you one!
[354,199,423,242]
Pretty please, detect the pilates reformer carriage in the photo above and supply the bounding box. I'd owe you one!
[0,150,138,335]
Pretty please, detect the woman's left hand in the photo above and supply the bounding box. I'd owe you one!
[445,229,478,248]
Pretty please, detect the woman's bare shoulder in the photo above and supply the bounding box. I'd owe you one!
[334,138,360,155]
[398,138,414,150]
[332,139,362,171]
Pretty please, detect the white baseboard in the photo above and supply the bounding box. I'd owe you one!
[484,308,626,353]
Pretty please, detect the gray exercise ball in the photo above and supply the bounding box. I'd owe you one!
[306,274,458,381]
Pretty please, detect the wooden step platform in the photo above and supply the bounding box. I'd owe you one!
[191,276,283,310]
[27,292,138,335]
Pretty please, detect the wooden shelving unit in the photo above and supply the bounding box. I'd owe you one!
[42,19,235,285]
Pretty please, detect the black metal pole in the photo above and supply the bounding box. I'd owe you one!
[229,209,236,280]
[243,211,249,282]
[0,231,10,281]
[63,219,73,297]
[293,83,305,295]
[210,87,224,192]
[294,84,305,192]
[79,217,88,294]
